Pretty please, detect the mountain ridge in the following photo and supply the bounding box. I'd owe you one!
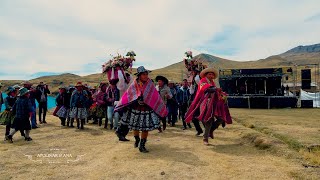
[1,43,319,94]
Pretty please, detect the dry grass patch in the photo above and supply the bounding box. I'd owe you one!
[301,149,320,166]
[232,108,320,168]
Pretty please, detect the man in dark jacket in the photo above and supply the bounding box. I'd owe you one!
[167,80,179,127]
[105,79,120,130]
[36,82,50,123]
[177,79,192,130]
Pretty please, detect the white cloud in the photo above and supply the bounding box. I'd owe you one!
[0,0,320,79]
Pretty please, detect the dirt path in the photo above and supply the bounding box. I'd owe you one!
[0,115,318,180]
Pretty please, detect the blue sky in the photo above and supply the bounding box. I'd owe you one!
[0,0,320,80]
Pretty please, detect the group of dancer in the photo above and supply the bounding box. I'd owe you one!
[114,66,232,152]
[0,81,51,142]
[53,80,121,130]
[1,65,232,152]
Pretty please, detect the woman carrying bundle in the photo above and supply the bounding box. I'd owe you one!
[115,66,168,153]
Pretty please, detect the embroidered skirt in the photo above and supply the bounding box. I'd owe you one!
[69,107,88,119]
[0,110,15,125]
[121,109,160,131]
[56,106,69,118]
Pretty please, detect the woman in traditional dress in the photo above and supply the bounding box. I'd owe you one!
[6,87,33,142]
[93,83,107,127]
[69,82,89,130]
[66,86,75,127]
[55,86,69,126]
[115,66,168,153]
[1,87,17,140]
[185,67,232,145]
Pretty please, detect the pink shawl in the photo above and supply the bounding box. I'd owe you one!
[185,77,232,124]
[115,78,168,118]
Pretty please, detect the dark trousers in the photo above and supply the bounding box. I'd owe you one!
[180,103,190,128]
[158,117,167,131]
[5,121,11,136]
[38,101,48,122]
[204,119,214,139]
[167,103,178,125]
[76,119,85,129]
[192,119,203,134]
[204,117,225,139]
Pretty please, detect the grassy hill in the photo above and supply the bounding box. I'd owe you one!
[1,44,319,94]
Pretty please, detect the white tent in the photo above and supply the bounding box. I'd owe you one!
[300,89,320,108]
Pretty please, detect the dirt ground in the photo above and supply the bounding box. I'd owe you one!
[0,109,319,180]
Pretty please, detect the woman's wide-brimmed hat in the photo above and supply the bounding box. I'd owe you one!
[18,87,30,96]
[200,67,219,79]
[13,84,21,89]
[6,86,15,94]
[155,75,169,85]
[134,66,152,76]
[75,82,84,87]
